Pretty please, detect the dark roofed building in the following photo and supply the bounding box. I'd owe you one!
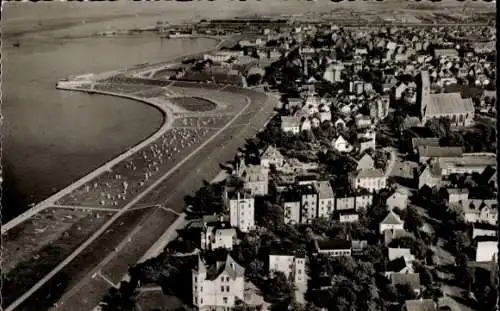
[417,146,463,163]
[315,239,352,257]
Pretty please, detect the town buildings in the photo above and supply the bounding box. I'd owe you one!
[268,247,306,284]
[379,210,405,234]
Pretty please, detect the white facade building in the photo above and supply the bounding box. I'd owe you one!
[226,190,255,233]
[268,253,306,284]
[192,255,245,310]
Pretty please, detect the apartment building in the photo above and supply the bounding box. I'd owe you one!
[226,190,255,233]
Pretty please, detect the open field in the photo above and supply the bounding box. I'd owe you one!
[56,127,218,208]
[169,96,217,111]
[2,207,115,307]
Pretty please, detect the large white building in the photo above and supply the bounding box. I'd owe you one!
[200,222,237,251]
[226,190,255,233]
[281,116,301,134]
[192,255,245,310]
[268,248,306,284]
[315,181,335,218]
[419,71,474,127]
[260,145,286,169]
[241,165,269,196]
[349,168,387,192]
[379,210,405,234]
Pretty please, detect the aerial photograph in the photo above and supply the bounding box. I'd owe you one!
[0,1,497,311]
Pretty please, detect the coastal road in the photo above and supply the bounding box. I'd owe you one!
[15,86,278,311]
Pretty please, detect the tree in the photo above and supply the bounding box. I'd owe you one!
[101,281,139,311]
[404,206,424,234]
[258,201,284,231]
[265,271,294,303]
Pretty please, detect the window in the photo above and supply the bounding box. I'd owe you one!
[200,298,203,304]
[194,276,197,282]
[195,285,197,291]
[194,297,197,304]
[223,297,228,304]
[200,286,203,292]
[221,286,225,292]
[226,286,230,292]
[298,269,302,274]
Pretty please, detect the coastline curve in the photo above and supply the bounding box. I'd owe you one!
[2,87,173,234]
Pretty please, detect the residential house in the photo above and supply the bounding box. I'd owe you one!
[314,181,335,218]
[260,145,286,169]
[388,248,415,262]
[315,239,352,257]
[281,189,301,225]
[352,240,368,255]
[335,192,373,211]
[226,190,255,233]
[355,192,373,211]
[268,247,306,284]
[301,118,312,132]
[358,130,376,153]
[241,165,269,196]
[334,117,346,129]
[319,110,332,123]
[355,115,372,129]
[384,229,411,246]
[453,199,498,225]
[386,187,409,210]
[281,116,300,134]
[475,240,498,262]
[417,146,463,164]
[379,210,405,234]
[417,164,441,190]
[471,223,497,239]
[402,299,437,311]
[338,209,359,223]
[356,153,375,171]
[391,273,421,295]
[332,135,353,153]
[385,255,415,276]
[445,188,469,205]
[411,137,440,155]
[201,222,237,251]
[299,184,319,224]
[349,168,387,192]
[192,255,245,310]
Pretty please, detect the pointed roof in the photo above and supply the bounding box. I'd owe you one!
[261,145,284,160]
[381,210,404,225]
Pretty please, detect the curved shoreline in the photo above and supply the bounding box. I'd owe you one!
[3,37,227,233]
[2,87,175,233]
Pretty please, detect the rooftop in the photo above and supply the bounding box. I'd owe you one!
[281,116,301,128]
[391,272,421,291]
[356,168,385,179]
[417,145,463,158]
[404,299,436,311]
[426,93,474,116]
[411,137,440,149]
[316,239,351,251]
[315,180,334,199]
[381,210,404,225]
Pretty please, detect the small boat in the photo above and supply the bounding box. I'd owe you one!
[13,41,20,48]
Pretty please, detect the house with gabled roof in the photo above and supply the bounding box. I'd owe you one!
[332,135,353,153]
[349,168,387,192]
[391,273,421,295]
[192,254,245,310]
[356,153,375,171]
[281,116,301,134]
[386,187,409,210]
[379,210,405,234]
[260,145,285,169]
